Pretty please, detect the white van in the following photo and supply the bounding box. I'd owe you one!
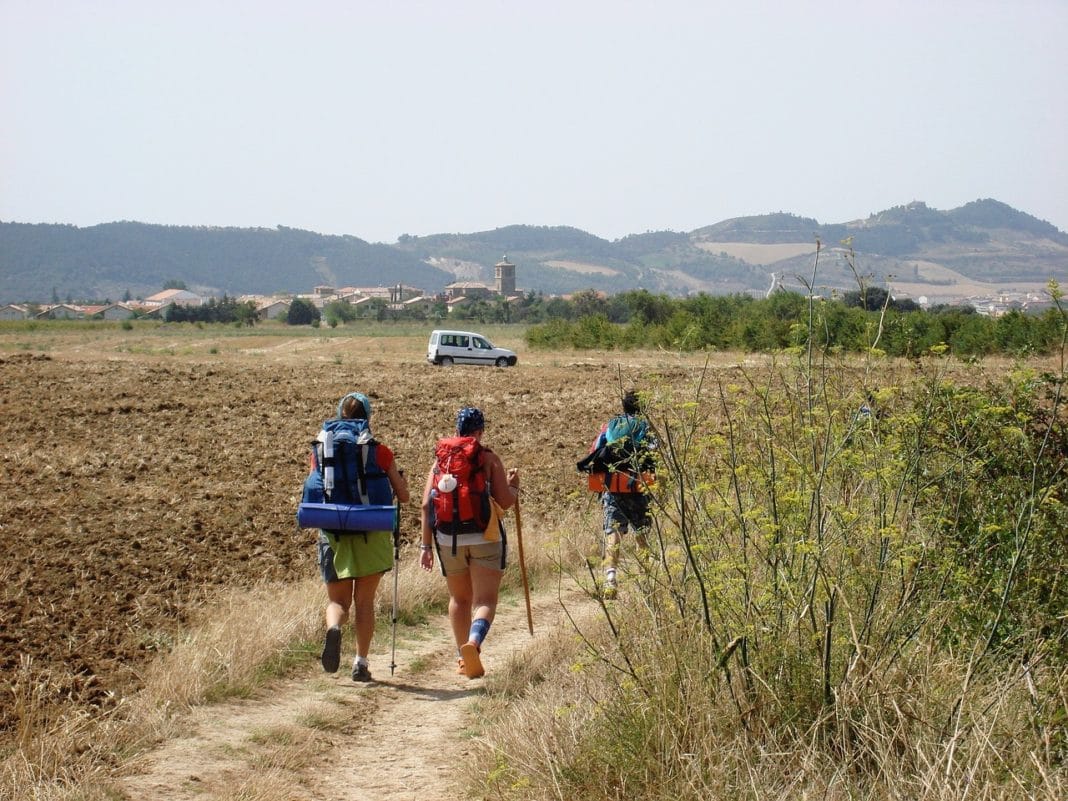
[426,329,518,367]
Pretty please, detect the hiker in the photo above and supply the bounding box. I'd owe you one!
[418,406,520,679]
[306,392,410,682]
[580,389,657,599]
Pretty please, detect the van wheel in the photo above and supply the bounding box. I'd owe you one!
[495,357,509,367]
[440,356,454,367]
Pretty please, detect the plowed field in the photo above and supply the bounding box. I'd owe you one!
[0,326,712,739]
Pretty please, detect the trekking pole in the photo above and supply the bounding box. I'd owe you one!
[513,497,534,636]
[390,498,400,676]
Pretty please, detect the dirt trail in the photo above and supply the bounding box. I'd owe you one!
[119,585,584,801]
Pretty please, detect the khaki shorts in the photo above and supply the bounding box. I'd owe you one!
[433,536,507,577]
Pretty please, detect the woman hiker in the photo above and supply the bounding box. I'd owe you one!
[304,392,410,682]
[418,406,520,678]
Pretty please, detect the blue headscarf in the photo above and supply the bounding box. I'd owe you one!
[456,406,485,436]
[337,392,371,419]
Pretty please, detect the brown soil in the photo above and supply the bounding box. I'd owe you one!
[0,329,710,737]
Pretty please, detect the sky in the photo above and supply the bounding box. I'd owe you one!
[2,0,1067,244]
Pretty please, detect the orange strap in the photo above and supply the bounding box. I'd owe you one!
[586,472,655,493]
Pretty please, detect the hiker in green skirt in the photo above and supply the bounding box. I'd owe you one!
[304,392,409,682]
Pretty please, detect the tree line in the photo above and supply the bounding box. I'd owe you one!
[522,287,1066,358]
[163,296,258,325]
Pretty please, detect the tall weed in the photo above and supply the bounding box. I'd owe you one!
[477,280,1067,798]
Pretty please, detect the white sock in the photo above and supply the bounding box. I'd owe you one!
[354,655,368,667]
[605,569,617,582]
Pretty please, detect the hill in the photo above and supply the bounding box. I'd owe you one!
[2,199,1066,303]
[0,222,451,304]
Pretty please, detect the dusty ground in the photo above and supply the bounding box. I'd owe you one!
[0,325,718,739]
[117,582,587,801]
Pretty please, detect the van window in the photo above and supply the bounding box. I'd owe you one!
[455,335,469,347]
[473,337,491,350]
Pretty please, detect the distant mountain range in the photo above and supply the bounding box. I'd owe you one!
[2,199,1066,304]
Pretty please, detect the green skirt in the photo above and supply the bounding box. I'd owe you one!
[318,530,393,581]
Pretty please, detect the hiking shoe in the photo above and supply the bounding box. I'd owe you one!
[351,659,372,683]
[320,626,342,673]
[459,642,484,679]
[602,579,618,600]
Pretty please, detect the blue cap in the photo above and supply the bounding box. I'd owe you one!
[456,406,485,435]
[337,392,371,419]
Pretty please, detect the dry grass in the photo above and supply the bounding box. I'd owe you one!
[0,518,566,801]
[1,578,324,800]
[471,608,1067,800]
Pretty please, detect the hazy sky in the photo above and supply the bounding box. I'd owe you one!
[2,0,1066,244]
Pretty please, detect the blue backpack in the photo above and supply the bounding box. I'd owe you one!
[576,414,656,478]
[605,414,648,447]
[301,418,392,534]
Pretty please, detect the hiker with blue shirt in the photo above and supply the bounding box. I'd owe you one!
[580,389,657,599]
[303,392,409,682]
[418,406,520,679]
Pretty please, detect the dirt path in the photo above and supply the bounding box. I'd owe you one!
[118,584,585,801]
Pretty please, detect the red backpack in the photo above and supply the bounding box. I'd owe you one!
[430,436,491,548]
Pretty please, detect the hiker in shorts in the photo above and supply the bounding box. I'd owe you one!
[418,406,520,679]
[310,392,409,682]
[586,389,656,599]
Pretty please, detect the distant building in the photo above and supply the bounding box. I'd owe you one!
[326,285,425,305]
[256,299,291,320]
[143,288,205,307]
[495,256,516,296]
[445,281,496,301]
[37,303,85,319]
[83,303,137,320]
[403,295,437,314]
[0,304,30,320]
[446,295,472,311]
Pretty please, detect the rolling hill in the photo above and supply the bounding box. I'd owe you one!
[2,199,1066,304]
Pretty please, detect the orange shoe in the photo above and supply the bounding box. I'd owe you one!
[456,657,466,675]
[460,641,484,679]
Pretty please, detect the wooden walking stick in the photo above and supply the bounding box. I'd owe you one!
[513,498,534,636]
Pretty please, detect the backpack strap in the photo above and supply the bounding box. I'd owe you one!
[353,443,367,503]
[450,481,460,556]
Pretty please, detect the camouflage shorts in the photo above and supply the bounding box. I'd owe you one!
[601,492,651,536]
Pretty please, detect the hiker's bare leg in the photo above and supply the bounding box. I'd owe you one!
[325,579,354,629]
[352,573,383,659]
[603,529,621,572]
[469,562,503,628]
[636,530,649,553]
[446,572,474,649]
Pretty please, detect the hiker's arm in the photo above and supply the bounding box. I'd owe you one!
[419,466,436,536]
[418,466,436,571]
[385,462,410,504]
[488,454,520,510]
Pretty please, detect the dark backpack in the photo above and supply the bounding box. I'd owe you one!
[301,418,392,535]
[429,435,492,551]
